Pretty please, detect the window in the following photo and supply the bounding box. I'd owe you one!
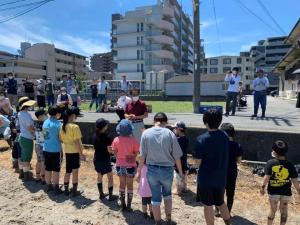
[245,75,249,80]
[203,68,207,74]
[137,23,140,32]
[246,58,250,62]
[137,64,140,72]
[237,58,242,64]
[223,58,231,64]
[137,37,140,46]
[141,22,144,31]
[245,84,250,90]
[223,67,231,73]
[141,36,144,45]
[141,50,144,59]
[210,59,218,65]
[141,63,144,72]
[246,67,249,71]
[210,67,218,73]
[137,50,140,59]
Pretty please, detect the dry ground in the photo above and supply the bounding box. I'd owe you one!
[0,148,299,225]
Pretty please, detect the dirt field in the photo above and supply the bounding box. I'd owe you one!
[0,148,299,225]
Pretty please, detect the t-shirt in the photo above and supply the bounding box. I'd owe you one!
[140,127,183,167]
[253,77,270,92]
[45,83,54,96]
[194,130,229,188]
[112,136,139,167]
[175,136,189,173]
[265,159,298,196]
[23,81,34,93]
[98,81,110,95]
[60,123,82,154]
[227,141,243,176]
[125,100,147,117]
[43,118,62,153]
[34,120,44,145]
[225,74,241,93]
[93,133,112,163]
[90,84,98,99]
[117,96,132,110]
[18,111,34,140]
[6,78,17,95]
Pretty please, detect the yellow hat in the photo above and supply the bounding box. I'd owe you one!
[19,97,36,110]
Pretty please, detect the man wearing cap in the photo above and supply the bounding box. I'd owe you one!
[252,69,269,118]
[125,89,148,143]
[224,68,241,116]
[5,72,18,107]
[18,97,36,181]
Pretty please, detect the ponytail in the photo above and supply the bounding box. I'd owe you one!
[62,111,69,133]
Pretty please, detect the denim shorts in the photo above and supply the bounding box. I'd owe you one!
[116,166,136,177]
[147,165,174,206]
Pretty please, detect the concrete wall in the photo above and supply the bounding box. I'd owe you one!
[77,122,300,164]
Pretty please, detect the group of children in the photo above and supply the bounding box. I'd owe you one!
[4,97,300,225]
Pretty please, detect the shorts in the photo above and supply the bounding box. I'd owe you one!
[116,166,136,177]
[269,195,292,202]
[198,186,225,206]
[142,197,152,206]
[35,144,44,162]
[147,165,174,206]
[94,160,112,175]
[65,153,80,173]
[19,136,34,163]
[44,151,61,172]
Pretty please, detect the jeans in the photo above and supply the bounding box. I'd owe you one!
[226,92,238,114]
[89,97,98,110]
[47,95,54,106]
[254,91,267,116]
[147,165,174,205]
[97,94,107,111]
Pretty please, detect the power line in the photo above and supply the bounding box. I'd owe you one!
[0,0,47,12]
[211,0,222,54]
[234,0,282,35]
[0,0,27,7]
[256,0,286,35]
[0,0,53,24]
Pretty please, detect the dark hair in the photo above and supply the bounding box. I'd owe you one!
[7,72,13,76]
[130,88,140,95]
[232,67,239,72]
[35,109,46,118]
[220,123,235,137]
[203,109,222,129]
[62,107,79,133]
[102,76,105,79]
[48,105,60,116]
[272,140,288,156]
[154,112,168,123]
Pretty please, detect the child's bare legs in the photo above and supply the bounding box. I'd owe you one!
[218,203,231,224]
[182,173,187,192]
[52,172,60,185]
[36,161,41,179]
[45,170,52,185]
[164,198,172,221]
[126,176,134,211]
[119,175,126,210]
[279,200,288,225]
[40,162,45,181]
[107,172,116,200]
[268,199,278,225]
[142,204,147,213]
[204,205,215,225]
[71,169,79,196]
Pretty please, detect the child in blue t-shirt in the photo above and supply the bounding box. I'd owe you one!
[43,105,63,195]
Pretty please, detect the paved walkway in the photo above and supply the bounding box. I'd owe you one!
[76,96,300,133]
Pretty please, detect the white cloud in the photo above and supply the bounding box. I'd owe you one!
[201,19,222,29]
[240,42,256,52]
[0,17,110,56]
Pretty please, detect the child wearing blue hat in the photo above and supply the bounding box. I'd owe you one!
[112,119,140,212]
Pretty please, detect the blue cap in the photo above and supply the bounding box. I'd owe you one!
[116,119,134,137]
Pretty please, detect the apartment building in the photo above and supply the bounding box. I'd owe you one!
[90,52,114,72]
[111,0,195,81]
[200,52,255,91]
[249,36,292,89]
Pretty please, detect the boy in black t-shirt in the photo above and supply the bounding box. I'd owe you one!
[215,123,242,217]
[93,118,117,201]
[261,140,300,225]
[194,110,231,225]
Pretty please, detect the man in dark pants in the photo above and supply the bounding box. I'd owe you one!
[252,69,269,118]
[224,68,241,116]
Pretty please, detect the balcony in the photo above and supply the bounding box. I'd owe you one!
[146,18,174,31]
[145,45,175,59]
[146,34,174,45]
[113,57,144,62]
[162,6,174,17]
[146,64,174,73]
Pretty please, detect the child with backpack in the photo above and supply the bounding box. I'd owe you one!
[112,119,139,211]
[261,140,300,225]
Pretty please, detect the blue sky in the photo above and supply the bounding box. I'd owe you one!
[0,0,299,58]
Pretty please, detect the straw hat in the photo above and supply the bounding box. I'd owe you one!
[18,97,36,110]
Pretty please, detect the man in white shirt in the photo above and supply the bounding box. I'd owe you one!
[252,69,270,118]
[115,90,131,121]
[97,76,110,112]
[120,75,132,93]
[224,68,241,116]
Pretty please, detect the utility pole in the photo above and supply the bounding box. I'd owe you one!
[193,0,201,113]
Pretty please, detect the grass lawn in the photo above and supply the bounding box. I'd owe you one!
[79,101,225,113]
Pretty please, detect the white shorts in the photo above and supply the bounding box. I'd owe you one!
[268,195,292,202]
